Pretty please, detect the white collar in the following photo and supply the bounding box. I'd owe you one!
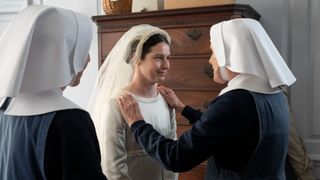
[219,74,281,96]
[4,89,81,116]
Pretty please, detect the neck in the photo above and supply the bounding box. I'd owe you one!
[126,75,158,98]
[226,69,240,81]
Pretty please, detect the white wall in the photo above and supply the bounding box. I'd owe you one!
[289,1,320,178]
[236,0,289,60]
[0,0,27,34]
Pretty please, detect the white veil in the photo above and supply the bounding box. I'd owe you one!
[210,18,296,95]
[88,24,171,133]
[0,5,92,98]
[0,5,93,115]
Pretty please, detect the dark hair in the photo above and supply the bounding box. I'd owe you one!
[141,34,169,60]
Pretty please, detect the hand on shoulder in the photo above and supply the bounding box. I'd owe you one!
[157,86,185,112]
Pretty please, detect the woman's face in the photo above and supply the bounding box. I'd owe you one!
[209,45,226,84]
[137,42,170,84]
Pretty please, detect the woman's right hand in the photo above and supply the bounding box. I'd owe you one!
[158,86,186,113]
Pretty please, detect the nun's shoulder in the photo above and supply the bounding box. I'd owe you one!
[51,109,93,129]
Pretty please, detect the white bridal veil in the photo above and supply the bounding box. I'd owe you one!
[88,24,171,134]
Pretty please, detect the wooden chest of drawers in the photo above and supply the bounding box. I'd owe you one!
[92,4,260,180]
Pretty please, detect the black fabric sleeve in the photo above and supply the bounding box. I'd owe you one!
[130,90,259,173]
[45,109,107,180]
[130,117,215,172]
[181,105,203,124]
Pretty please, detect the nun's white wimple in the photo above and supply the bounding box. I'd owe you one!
[0,5,93,115]
[210,18,296,95]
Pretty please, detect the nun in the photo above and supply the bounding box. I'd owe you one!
[0,5,107,180]
[117,18,296,179]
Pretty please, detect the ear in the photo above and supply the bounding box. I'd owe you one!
[133,54,142,65]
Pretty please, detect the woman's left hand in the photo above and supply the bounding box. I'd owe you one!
[117,93,144,127]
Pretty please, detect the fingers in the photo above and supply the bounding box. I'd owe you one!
[116,96,124,111]
[117,93,134,111]
[158,85,170,92]
[116,95,127,113]
[158,86,167,96]
[158,86,172,96]
[116,93,143,127]
[116,95,127,120]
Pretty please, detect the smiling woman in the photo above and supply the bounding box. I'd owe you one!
[88,24,178,180]
[130,35,170,93]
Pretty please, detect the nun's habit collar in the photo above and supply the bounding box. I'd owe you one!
[210,18,296,95]
[0,5,92,115]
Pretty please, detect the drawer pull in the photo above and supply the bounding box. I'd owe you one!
[201,64,213,79]
[187,28,201,41]
[201,100,210,109]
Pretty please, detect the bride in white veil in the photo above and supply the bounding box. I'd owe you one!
[88,24,178,180]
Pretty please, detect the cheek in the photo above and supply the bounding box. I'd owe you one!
[213,67,220,78]
[147,61,161,71]
[209,59,217,71]
[140,63,157,76]
[209,55,215,64]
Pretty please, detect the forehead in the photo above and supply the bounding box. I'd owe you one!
[148,42,170,54]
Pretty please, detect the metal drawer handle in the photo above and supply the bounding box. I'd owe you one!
[201,100,210,109]
[201,64,213,79]
[187,28,201,41]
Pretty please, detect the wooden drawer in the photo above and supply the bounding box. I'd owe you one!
[162,57,225,91]
[167,27,211,56]
[100,32,125,60]
[100,27,211,60]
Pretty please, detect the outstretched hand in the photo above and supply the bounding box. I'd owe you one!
[157,86,186,113]
[117,93,144,127]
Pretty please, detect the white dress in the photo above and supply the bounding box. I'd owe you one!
[97,91,178,180]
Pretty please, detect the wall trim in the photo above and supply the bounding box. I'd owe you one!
[0,0,27,13]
